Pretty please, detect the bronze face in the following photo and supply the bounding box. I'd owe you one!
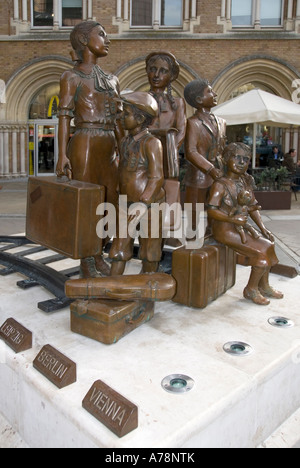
[196,85,218,109]
[86,25,110,58]
[147,57,173,92]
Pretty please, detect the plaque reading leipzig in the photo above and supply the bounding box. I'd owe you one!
[33,344,76,389]
[0,318,32,353]
[82,380,138,438]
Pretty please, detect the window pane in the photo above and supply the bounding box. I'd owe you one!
[161,0,182,27]
[261,0,282,26]
[231,0,253,26]
[131,0,153,26]
[62,0,82,27]
[33,0,53,27]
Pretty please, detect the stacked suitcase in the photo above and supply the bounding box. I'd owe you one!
[65,273,177,345]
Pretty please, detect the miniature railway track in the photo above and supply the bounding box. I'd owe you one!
[0,236,79,313]
[0,236,173,313]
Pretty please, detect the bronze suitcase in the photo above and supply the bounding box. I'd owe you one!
[172,243,236,308]
[26,176,105,259]
[70,299,155,344]
[65,273,177,302]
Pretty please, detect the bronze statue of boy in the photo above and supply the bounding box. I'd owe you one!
[184,79,226,230]
[109,92,165,276]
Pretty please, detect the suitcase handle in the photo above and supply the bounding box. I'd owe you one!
[56,175,71,184]
[105,290,142,299]
[126,309,146,326]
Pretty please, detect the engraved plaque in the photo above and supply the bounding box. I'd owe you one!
[33,344,76,389]
[0,318,32,353]
[82,380,138,438]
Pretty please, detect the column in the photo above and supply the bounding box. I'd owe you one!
[295,0,300,34]
[153,0,160,29]
[285,130,290,153]
[13,0,19,20]
[254,0,261,28]
[220,0,226,20]
[3,128,10,177]
[185,0,190,21]
[82,0,87,20]
[123,0,129,21]
[53,0,60,28]
[226,0,231,22]
[0,131,3,176]
[22,0,27,22]
[287,0,293,20]
[87,0,93,20]
[293,130,299,154]
[12,129,18,176]
[20,127,27,176]
[191,0,196,19]
[117,0,122,20]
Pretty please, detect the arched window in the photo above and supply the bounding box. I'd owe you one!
[29,84,60,120]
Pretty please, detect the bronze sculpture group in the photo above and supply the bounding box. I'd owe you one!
[54,20,283,313]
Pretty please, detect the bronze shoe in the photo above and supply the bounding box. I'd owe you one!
[259,286,284,299]
[243,287,270,306]
[79,257,99,279]
[94,255,111,277]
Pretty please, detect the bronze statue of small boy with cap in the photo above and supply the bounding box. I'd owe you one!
[109,92,165,275]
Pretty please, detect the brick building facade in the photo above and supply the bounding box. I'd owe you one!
[0,0,299,177]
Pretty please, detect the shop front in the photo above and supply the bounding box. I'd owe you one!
[28,120,58,176]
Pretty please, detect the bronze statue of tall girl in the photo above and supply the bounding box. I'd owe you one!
[56,21,124,278]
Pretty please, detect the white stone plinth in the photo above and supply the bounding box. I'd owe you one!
[0,257,300,448]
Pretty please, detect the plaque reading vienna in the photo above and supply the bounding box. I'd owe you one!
[82,380,138,438]
[0,318,32,353]
[33,344,76,389]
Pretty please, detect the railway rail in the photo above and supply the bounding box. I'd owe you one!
[0,236,172,313]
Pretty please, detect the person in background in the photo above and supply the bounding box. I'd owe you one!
[283,149,300,173]
[268,146,283,168]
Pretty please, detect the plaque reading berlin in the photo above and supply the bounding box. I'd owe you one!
[82,380,138,438]
[0,317,32,353]
[33,344,76,389]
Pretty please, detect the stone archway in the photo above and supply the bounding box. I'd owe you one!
[115,56,200,118]
[212,55,300,156]
[0,57,72,177]
[5,56,72,123]
[212,55,300,103]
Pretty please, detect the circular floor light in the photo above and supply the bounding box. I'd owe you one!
[161,374,195,394]
[268,317,294,328]
[223,341,253,356]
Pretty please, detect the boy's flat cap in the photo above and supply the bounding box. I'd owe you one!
[120,91,159,117]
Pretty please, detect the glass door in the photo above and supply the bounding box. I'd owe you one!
[29,120,58,176]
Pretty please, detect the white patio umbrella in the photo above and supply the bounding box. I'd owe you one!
[213,89,300,167]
